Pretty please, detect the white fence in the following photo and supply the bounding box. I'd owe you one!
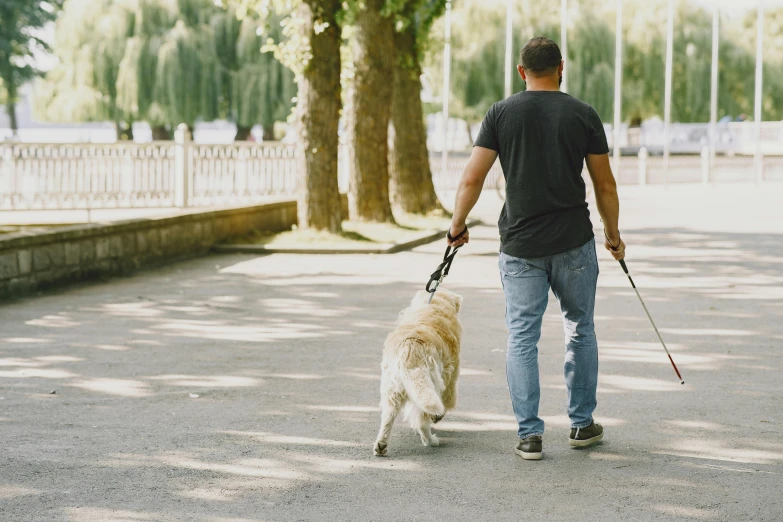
[1,135,782,211]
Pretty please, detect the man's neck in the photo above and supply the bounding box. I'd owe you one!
[525,82,560,92]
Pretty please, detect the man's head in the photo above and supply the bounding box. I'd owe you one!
[518,37,563,89]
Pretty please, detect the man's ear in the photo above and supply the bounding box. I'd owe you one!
[517,64,526,81]
[558,60,564,76]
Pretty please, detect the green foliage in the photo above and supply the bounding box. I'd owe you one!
[429,0,783,124]
[37,0,295,134]
[0,0,63,129]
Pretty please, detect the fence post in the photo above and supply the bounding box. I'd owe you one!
[638,146,647,185]
[701,145,710,184]
[2,145,15,196]
[174,123,189,208]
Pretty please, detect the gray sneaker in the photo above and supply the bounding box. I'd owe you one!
[569,421,604,448]
[515,435,543,460]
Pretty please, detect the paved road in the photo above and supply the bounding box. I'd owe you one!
[1,184,782,521]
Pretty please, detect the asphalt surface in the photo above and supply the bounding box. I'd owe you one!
[1,183,782,521]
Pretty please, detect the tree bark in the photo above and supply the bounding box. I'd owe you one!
[348,0,395,223]
[389,24,443,214]
[295,0,343,232]
[151,125,171,140]
[262,124,275,142]
[6,101,18,135]
[235,125,252,141]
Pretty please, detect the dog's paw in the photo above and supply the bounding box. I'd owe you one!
[373,441,388,457]
[431,413,445,424]
[429,434,440,447]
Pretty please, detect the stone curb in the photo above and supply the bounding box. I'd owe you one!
[212,219,483,255]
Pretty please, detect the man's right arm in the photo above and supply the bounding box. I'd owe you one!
[585,153,625,260]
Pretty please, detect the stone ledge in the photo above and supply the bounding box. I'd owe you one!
[212,219,482,255]
[0,200,297,300]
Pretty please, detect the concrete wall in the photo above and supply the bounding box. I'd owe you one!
[0,201,297,300]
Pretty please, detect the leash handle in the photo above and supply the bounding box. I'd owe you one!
[425,226,468,294]
[447,225,468,242]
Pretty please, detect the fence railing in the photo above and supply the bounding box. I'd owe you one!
[1,131,781,211]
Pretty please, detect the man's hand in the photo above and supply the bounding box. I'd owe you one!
[447,223,470,247]
[604,233,626,260]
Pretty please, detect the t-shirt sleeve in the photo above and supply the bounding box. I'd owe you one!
[586,107,609,155]
[474,104,499,152]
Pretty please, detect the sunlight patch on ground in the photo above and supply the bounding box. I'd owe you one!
[64,507,164,521]
[25,315,81,328]
[286,453,422,473]
[659,328,756,336]
[459,368,493,376]
[656,439,783,465]
[652,504,716,519]
[259,373,325,380]
[222,431,361,447]
[307,405,378,413]
[0,485,41,499]
[148,375,260,388]
[666,420,728,431]
[259,298,345,317]
[1,337,48,343]
[71,378,151,397]
[153,319,324,342]
[0,368,76,379]
[600,375,685,392]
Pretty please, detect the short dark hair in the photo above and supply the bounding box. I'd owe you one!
[519,37,562,75]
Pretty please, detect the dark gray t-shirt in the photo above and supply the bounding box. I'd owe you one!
[475,90,609,258]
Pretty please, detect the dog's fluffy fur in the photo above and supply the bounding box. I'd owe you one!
[373,288,463,456]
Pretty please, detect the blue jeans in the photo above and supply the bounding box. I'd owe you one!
[499,238,599,438]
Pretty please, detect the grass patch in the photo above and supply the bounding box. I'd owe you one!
[227,211,452,248]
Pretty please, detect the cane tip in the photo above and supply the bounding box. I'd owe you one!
[680,380,685,385]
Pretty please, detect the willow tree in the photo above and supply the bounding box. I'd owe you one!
[388,0,444,215]
[116,0,174,139]
[155,19,221,131]
[347,0,397,222]
[212,9,295,140]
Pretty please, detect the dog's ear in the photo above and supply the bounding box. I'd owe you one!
[453,294,463,313]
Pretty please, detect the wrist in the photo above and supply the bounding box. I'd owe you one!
[604,229,620,246]
[451,219,466,231]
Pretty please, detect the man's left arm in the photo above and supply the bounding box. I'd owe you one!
[448,146,498,246]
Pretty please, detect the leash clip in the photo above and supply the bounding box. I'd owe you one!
[425,226,468,301]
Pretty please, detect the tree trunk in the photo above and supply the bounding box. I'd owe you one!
[5,76,18,135]
[348,0,395,223]
[6,101,18,136]
[235,125,252,141]
[151,125,171,140]
[262,124,275,142]
[116,121,134,141]
[389,25,443,214]
[295,0,343,232]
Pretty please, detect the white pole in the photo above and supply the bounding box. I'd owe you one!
[505,0,513,99]
[663,0,674,181]
[613,0,623,168]
[441,1,452,180]
[709,5,719,181]
[754,3,764,184]
[561,0,568,93]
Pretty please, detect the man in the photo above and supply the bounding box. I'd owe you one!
[447,37,625,460]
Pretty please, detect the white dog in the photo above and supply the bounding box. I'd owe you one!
[373,288,463,456]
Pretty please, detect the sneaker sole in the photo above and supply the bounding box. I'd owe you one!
[569,432,603,448]
[514,448,543,460]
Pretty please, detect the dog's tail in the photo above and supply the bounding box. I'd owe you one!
[400,364,445,417]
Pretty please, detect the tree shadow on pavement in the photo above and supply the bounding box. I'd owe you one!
[1,224,782,520]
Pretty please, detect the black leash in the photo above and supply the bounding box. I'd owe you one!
[426,226,468,303]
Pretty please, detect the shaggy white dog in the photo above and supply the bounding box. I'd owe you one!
[373,288,463,456]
